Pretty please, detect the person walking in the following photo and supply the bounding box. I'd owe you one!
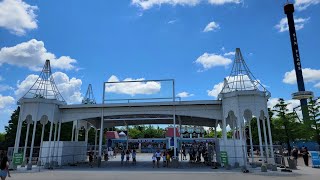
[89,152,94,168]
[292,147,298,166]
[152,154,156,168]
[302,146,309,166]
[155,149,161,168]
[132,150,137,165]
[182,146,186,160]
[120,150,125,166]
[162,151,167,167]
[166,152,170,168]
[125,149,131,164]
[0,156,11,180]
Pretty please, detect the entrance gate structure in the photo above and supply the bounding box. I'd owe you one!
[12,48,274,170]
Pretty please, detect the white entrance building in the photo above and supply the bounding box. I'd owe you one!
[13,48,274,169]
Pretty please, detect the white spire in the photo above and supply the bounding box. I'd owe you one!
[82,84,96,104]
[20,60,65,102]
[220,48,269,95]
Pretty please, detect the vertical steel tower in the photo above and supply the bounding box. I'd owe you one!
[284,3,312,121]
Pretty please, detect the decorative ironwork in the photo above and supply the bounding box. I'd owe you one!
[82,84,96,104]
[20,60,65,102]
[220,48,269,95]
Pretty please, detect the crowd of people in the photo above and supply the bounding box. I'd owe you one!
[182,142,215,165]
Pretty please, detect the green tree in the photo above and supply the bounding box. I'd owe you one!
[0,133,5,143]
[128,128,143,139]
[308,97,320,144]
[272,98,309,155]
[204,129,222,138]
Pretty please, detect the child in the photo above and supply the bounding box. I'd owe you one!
[162,152,167,167]
[152,154,156,168]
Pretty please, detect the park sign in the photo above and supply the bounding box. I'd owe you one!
[13,153,23,165]
[220,151,228,165]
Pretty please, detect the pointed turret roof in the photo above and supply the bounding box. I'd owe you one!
[20,60,66,102]
[82,84,96,104]
[220,48,269,95]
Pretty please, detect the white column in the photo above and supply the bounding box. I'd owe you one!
[94,129,98,157]
[262,117,269,162]
[232,118,237,163]
[22,122,31,166]
[98,109,104,157]
[51,121,58,163]
[173,80,177,158]
[237,115,247,167]
[126,124,129,150]
[266,114,275,163]
[38,122,46,165]
[85,128,89,143]
[71,125,75,141]
[13,106,24,154]
[248,118,254,164]
[222,117,227,141]
[47,119,54,165]
[256,118,264,160]
[75,123,79,142]
[55,118,62,165]
[27,120,37,170]
[214,120,218,139]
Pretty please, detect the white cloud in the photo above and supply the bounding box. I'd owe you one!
[295,0,320,11]
[15,72,82,104]
[0,84,13,92]
[0,94,15,109]
[131,0,241,10]
[207,82,224,98]
[168,19,178,24]
[105,75,161,96]
[176,91,194,98]
[268,97,301,118]
[14,74,38,99]
[0,0,38,36]
[195,53,232,70]
[203,21,220,32]
[52,72,83,104]
[132,0,201,10]
[283,68,320,87]
[223,51,235,56]
[275,17,310,32]
[0,39,77,71]
[208,0,241,5]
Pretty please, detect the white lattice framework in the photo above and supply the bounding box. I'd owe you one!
[220,48,270,97]
[20,60,65,102]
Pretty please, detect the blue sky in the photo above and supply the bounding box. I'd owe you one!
[0,0,320,132]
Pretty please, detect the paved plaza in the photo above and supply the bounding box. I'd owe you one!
[8,153,320,180]
[8,166,320,180]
